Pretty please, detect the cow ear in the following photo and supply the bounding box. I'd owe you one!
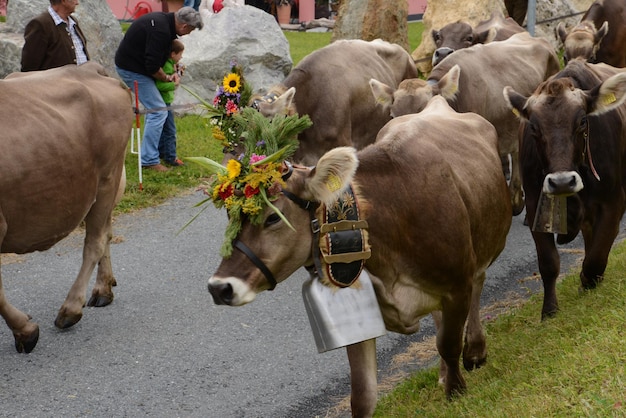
[475,28,495,44]
[438,64,460,101]
[370,79,394,113]
[589,72,626,115]
[306,147,358,206]
[595,21,609,44]
[503,86,529,120]
[556,22,568,44]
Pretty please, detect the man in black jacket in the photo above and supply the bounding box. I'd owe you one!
[115,7,203,172]
[21,0,90,72]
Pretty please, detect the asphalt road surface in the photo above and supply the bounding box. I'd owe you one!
[1,190,621,417]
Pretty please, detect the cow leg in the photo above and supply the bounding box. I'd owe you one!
[0,219,39,353]
[346,338,378,417]
[531,231,560,319]
[462,271,487,371]
[509,149,524,216]
[55,184,118,329]
[430,311,448,385]
[579,207,622,289]
[0,272,40,353]
[437,294,471,398]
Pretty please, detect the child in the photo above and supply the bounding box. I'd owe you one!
[156,39,185,167]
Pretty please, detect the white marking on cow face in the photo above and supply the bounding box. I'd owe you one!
[542,171,584,195]
[208,275,257,306]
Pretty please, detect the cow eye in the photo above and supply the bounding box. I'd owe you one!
[579,116,588,133]
[264,213,281,227]
[466,35,474,43]
[433,32,441,42]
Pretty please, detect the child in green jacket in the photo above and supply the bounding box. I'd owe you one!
[157,39,185,167]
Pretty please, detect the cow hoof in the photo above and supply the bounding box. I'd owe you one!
[54,312,83,329]
[14,325,40,353]
[512,201,525,216]
[87,293,114,308]
[540,309,558,321]
[463,355,487,371]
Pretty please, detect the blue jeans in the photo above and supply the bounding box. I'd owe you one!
[158,109,178,163]
[116,66,167,166]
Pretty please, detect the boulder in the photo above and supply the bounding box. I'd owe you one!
[172,6,292,112]
[0,2,291,115]
[332,0,410,51]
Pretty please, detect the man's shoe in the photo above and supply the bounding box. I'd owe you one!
[165,158,184,167]
[143,163,170,172]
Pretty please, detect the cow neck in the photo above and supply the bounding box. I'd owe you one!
[281,189,323,278]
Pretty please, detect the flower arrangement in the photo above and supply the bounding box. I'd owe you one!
[186,107,312,257]
[182,61,253,153]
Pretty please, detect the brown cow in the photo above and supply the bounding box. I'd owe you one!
[0,62,134,353]
[207,96,512,416]
[431,10,525,66]
[557,0,626,67]
[370,32,560,216]
[250,39,418,165]
[504,58,626,319]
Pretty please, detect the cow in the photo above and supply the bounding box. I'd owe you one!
[0,62,134,353]
[431,10,525,66]
[370,32,560,216]
[557,0,626,67]
[249,39,418,165]
[503,58,626,319]
[207,96,512,416]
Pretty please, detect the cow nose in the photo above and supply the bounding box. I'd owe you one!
[208,281,234,305]
[432,47,454,66]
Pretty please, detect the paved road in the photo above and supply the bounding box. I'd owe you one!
[0,190,619,417]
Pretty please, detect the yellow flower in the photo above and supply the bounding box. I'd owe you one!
[212,126,226,142]
[226,159,241,179]
[223,72,241,94]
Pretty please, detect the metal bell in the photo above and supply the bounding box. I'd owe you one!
[532,191,567,234]
[302,270,387,353]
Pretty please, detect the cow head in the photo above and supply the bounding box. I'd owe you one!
[503,63,626,195]
[208,147,359,306]
[431,21,494,66]
[557,21,609,65]
[370,65,460,118]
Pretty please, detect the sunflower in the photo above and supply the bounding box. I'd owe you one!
[222,72,241,94]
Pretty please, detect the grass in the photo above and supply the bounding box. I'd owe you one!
[118,22,425,214]
[373,241,626,417]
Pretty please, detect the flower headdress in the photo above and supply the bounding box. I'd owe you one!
[187,107,312,257]
[182,61,253,153]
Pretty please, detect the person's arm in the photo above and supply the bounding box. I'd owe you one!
[21,19,47,71]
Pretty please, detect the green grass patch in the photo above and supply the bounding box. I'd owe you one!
[374,241,626,417]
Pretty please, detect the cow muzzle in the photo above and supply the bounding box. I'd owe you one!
[208,277,257,306]
[432,47,454,66]
[542,171,584,195]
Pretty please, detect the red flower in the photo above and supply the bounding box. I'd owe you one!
[219,184,234,200]
[244,184,260,198]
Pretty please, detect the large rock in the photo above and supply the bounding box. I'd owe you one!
[411,0,594,75]
[0,0,123,77]
[172,6,292,112]
[332,0,410,51]
[0,2,291,115]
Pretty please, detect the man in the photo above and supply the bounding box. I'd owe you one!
[21,0,89,72]
[115,7,203,172]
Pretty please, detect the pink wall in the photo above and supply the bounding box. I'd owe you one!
[107,0,183,20]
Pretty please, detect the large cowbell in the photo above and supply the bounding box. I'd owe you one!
[532,191,567,234]
[302,270,387,353]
